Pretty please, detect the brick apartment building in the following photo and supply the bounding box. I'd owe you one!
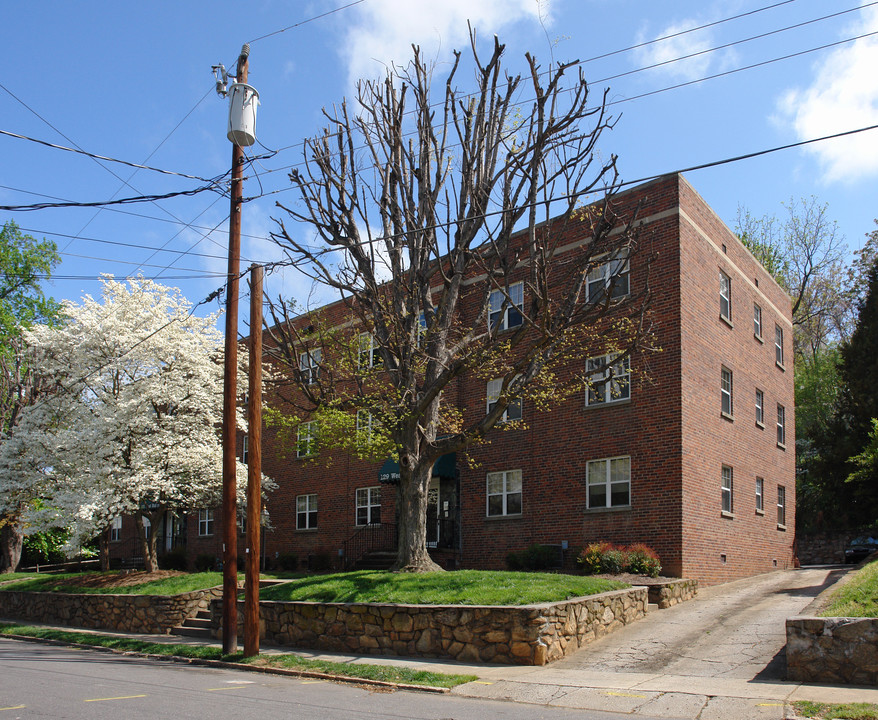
[109,173,795,585]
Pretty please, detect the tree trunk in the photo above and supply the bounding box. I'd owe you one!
[139,510,161,573]
[393,463,442,572]
[99,530,110,572]
[0,518,23,573]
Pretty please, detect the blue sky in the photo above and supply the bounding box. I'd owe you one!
[3,0,877,329]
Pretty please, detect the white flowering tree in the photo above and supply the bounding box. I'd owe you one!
[0,276,254,572]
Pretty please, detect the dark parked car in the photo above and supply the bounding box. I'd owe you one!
[845,536,878,564]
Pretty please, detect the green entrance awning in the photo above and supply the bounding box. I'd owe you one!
[378,453,456,484]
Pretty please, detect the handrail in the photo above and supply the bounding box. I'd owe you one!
[342,522,398,570]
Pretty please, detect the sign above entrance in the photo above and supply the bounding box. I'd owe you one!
[378,454,457,484]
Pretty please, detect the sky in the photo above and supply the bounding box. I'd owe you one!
[3,0,878,332]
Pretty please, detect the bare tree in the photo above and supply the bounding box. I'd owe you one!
[267,32,651,572]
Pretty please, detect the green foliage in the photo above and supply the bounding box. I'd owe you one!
[159,547,188,571]
[194,553,216,572]
[821,558,878,618]
[259,569,627,605]
[505,543,562,571]
[0,624,477,687]
[794,700,878,720]
[21,528,69,565]
[577,541,661,577]
[1,571,228,595]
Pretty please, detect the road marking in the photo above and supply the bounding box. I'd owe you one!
[225,680,254,684]
[604,691,648,698]
[84,695,147,703]
[472,681,494,685]
[0,706,26,711]
[206,687,249,691]
[757,703,784,707]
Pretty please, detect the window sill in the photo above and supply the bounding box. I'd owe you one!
[776,361,786,372]
[295,527,319,533]
[721,411,734,422]
[584,398,631,411]
[755,509,765,516]
[777,442,786,451]
[584,505,632,514]
[197,533,214,538]
[485,513,523,521]
[756,420,765,429]
[721,510,735,519]
[754,333,764,344]
[777,523,787,531]
[296,454,317,460]
[720,315,734,328]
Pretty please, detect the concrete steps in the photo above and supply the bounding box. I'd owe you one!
[170,609,212,640]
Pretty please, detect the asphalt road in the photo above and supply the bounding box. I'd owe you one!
[0,638,668,720]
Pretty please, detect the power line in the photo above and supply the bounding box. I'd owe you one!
[247,0,367,44]
[0,129,221,183]
[0,181,225,212]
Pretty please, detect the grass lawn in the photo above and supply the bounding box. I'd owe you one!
[259,569,628,605]
[794,700,878,720]
[0,571,229,596]
[0,624,477,688]
[821,559,878,617]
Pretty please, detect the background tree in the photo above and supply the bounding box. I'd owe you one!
[0,220,60,573]
[266,33,651,572]
[0,276,258,572]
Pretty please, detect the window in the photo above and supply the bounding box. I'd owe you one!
[755,389,764,426]
[110,516,122,542]
[487,378,523,422]
[721,367,733,417]
[356,487,381,526]
[356,409,373,445]
[756,477,764,513]
[777,404,786,447]
[358,332,381,369]
[720,270,732,321]
[753,303,763,338]
[142,516,151,540]
[299,348,321,384]
[198,508,214,536]
[587,250,629,303]
[777,486,786,527]
[586,354,630,405]
[775,325,784,367]
[297,421,317,458]
[489,282,524,331]
[722,465,734,514]
[296,494,318,530]
[486,469,522,516]
[586,456,631,509]
[242,434,248,464]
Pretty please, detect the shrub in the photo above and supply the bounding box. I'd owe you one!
[160,548,188,571]
[602,548,627,574]
[308,552,333,572]
[194,554,216,572]
[276,553,299,571]
[578,541,612,574]
[626,543,662,578]
[506,544,562,571]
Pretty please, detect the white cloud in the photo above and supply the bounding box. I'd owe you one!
[337,0,545,90]
[776,4,878,184]
[633,19,729,83]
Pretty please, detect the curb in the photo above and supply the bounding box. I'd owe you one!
[0,632,450,694]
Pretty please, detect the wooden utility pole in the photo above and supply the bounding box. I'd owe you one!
[221,44,249,655]
[244,264,263,657]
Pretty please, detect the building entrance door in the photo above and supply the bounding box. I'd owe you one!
[426,479,439,548]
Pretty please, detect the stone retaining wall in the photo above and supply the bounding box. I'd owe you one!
[786,616,878,685]
[647,579,698,608]
[0,587,222,635]
[213,586,648,665]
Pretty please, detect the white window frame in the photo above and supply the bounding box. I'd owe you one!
[297,494,318,530]
[722,465,734,515]
[755,389,764,426]
[777,485,786,527]
[586,354,630,406]
[753,303,763,339]
[358,332,380,369]
[777,404,786,447]
[721,367,733,417]
[110,516,122,542]
[775,324,784,367]
[198,508,214,536]
[587,249,630,303]
[586,456,631,509]
[756,477,765,514]
[720,270,732,321]
[356,409,373,445]
[356,486,382,526]
[299,347,322,384]
[297,421,317,458]
[489,282,524,332]
[486,469,523,517]
[487,378,523,422]
[242,434,248,464]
